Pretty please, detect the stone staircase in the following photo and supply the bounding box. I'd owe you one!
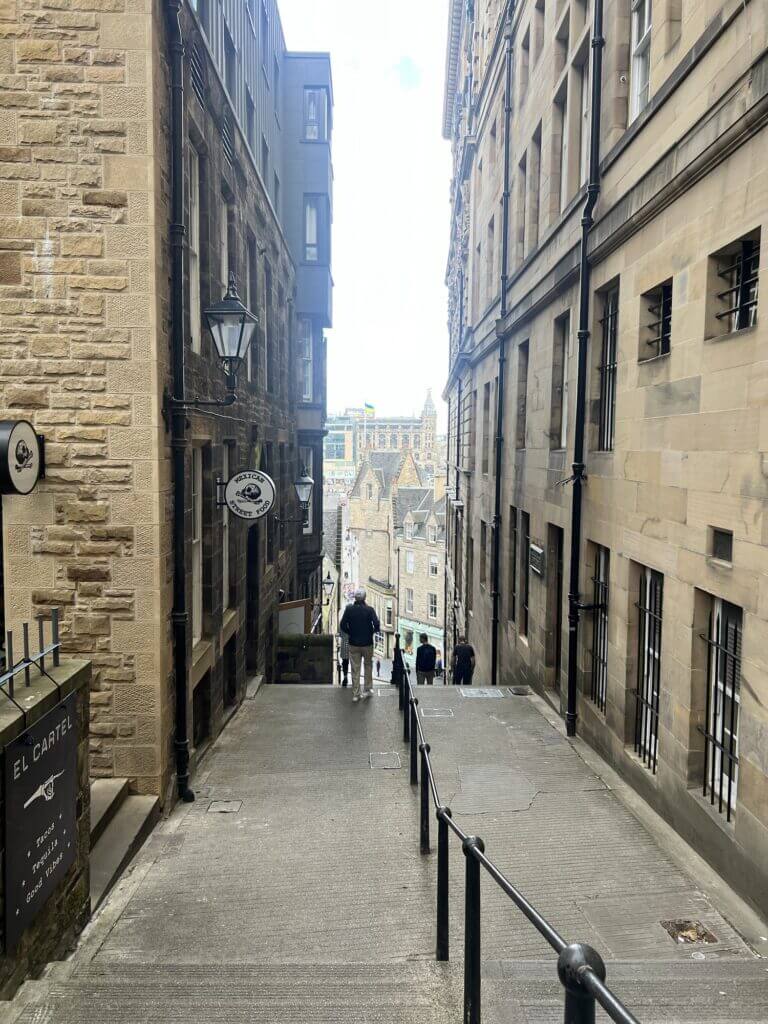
[89,779,159,911]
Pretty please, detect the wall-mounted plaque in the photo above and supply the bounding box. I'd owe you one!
[0,420,43,495]
[224,470,276,520]
[529,543,545,577]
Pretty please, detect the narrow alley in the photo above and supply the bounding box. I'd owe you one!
[4,682,767,1024]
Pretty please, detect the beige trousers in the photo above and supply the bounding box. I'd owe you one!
[349,645,374,697]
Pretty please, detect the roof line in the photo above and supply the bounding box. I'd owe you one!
[442,0,464,139]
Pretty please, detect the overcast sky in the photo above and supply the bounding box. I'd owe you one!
[278,0,452,430]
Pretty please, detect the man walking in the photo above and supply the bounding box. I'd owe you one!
[338,630,350,686]
[452,635,475,686]
[339,588,380,702]
[416,633,437,685]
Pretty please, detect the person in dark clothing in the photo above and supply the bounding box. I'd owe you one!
[416,633,437,685]
[452,635,475,685]
[339,588,380,702]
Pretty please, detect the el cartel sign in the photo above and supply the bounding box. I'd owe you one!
[4,694,78,950]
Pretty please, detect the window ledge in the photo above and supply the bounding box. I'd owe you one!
[638,351,670,366]
[706,556,733,571]
[624,745,661,783]
[687,785,736,834]
[705,324,759,345]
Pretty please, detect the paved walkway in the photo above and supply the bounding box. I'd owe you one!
[4,684,767,1023]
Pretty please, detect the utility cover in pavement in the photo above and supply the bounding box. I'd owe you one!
[421,708,454,718]
[660,920,719,945]
[370,752,401,769]
[459,688,506,699]
[508,686,531,696]
[207,801,242,813]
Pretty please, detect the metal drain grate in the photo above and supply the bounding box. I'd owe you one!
[660,920,719,945]
[207,800,242,814]
[459,688,506,699]
[421,707,455,718]
[508,685,531,696]
[370,751,401,769]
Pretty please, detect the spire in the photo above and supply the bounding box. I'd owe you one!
[422,388,436,420]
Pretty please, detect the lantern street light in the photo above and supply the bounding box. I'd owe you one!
[322,572,335,605]
[275,468,315,528]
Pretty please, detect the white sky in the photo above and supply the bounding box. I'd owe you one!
[278,0,452,431]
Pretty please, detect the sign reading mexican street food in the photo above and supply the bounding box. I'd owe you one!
[529,543,545,577]
[224,470,276,521]
[0,420,43,496]
[4,693,78,950]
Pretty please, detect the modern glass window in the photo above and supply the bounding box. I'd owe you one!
[520,511,530,637]
[298,317,313,401]
[222,444,231,610]
[428,593,438,620]
[634,566,663,772]
[406,550,415,574]
[304,195,329,264]
[550,313,569,448]
[188,146,201,353]
[191,446,203,644]
[589,546,610,713]
[325,432,346,460]
[630,0,652,121]
[429,555,439,577]
[304,87,329,141]
[597,287,619,451]
[713,232,760,334]
[507,506,518,622]
[701,597,742,822]
[516,341,529,449]
[406,588,414,614]
[640,280,672,359]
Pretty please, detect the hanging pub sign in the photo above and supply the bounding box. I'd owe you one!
[0,420,44,495]
[223,470,276,521]
[529,543,545,577]
[4,693,78,950]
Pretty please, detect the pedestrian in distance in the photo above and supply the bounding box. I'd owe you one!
[416,633,437,685]
[435,654,443,679]
[376,657,381,678]
[339,588,380,702]
[452,635,475,686]
[338,630,350,686]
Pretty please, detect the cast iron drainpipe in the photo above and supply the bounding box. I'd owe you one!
[490,9,514,686]
[166,0,195,802]
[565,0,605,736]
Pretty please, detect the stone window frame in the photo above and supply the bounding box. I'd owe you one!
[638,279,673,362]
[428,592,439,620]
[705,229,760,341]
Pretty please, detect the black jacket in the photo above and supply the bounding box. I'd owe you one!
[416,643,437,672]
[340,602,380,647]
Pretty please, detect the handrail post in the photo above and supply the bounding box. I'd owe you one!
[462,836,484,1024]
[419,743,431,853]
[436,806,451,961]
[404,680,410,743]
[557,943,605,1024]
[409,698,418,785]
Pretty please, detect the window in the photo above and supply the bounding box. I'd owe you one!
[634,566,663,772]
[405,521,413,540]
[640,280,672,359]
[550,313,569,448]
[303,87,328,141]
[264,260,274,392]
[709,231,760,336]
[273,55,280,98]
[555,90,568,211]
[222,444,232,610]
[520,512,530,637]
[191,446,203,644]
[428,525,437,544]
[466,537,474,613]
[529,126,541,251]
[533,0,545,63]
[224,25,236,98]
[260,1,269,68]
[428,593,438,620]
[325,432,345,460]
[246,91,255,152]
[406,550,415,574]
[298,316,313,401]
[406,588,414,614]
[597,286,619,451]
[520,27,530,96]
[589,545,609,713]
[507,506,518,622]
[429,555,439,577]
[261,135,269,182]
[402,434,410,448]
[711,527,733,563]
[188,145,201,353]
[516,155,527,266]
[300,446,314,535]
[701,598,742,821]
[246,236,258,382]
[480,521,487,586]
[273,172,280,214]
[630,0,652,121]
[472,243,481,317]
[516,341,529,449]
[366,483,373,499]
[304,195,329,263]
[482,381,491,474]
[220,194,232,294]
[385,601,393,627]
[486,216,495,299]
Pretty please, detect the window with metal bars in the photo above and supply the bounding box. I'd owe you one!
[520,512,530,637]
[589,546,609,713]
[633,566,663,772]
[597,287,619,451]
[507,506,518,622]
[639,281,672,360]
[711,233,760,336]
[700,598,741,822]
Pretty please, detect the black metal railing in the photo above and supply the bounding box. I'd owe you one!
[0,609,62,714]
[395,657,641,1024]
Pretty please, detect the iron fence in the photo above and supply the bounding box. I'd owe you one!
[0,609,63,717]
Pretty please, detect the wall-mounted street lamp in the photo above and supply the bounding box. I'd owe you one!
[322,572,335,605]
[274,469,315,528]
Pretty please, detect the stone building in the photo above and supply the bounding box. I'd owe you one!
[0,0,332,802]
[348,450,445,662]
[443,0,768,914]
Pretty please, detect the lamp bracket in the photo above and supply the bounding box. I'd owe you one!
[215,477,227,508]
[162,388,237,429]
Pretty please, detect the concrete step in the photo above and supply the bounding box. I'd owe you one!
[89,778,129,846]
[89,795,159,912]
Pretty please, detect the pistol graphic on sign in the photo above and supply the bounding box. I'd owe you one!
[23,771,65,810]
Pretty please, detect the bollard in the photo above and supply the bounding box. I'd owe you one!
[409,699,418,785]
[22,622,30,687]
[557,943,606,1024]
[436,807,450,961]
[419,743,430,854]
[463,836,484,1024]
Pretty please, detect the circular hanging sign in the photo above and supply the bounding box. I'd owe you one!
[224,470,276,521]
[0,420,43,495]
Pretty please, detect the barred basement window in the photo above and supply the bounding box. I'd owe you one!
[639,280,672,360]
[633,566,663,772]
[710,231,760,336]
[597,286,619,451]
[589,546,609,713]
[700,598,741,822]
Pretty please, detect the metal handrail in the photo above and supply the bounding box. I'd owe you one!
[397,661,642,1024]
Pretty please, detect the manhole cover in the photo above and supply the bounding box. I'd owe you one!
[660,920,719,945]
[370,751,401,769]
[459,688,505,699]
[422,707,455,718]
[207,800,242,814]
[508,686,530,696]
